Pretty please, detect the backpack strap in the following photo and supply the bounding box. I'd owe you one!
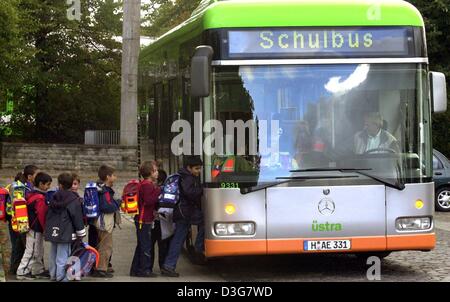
[137,179,146,230]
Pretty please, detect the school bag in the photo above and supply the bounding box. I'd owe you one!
[158,173,181,209]
[46,188,58,206]
[83,182,100,219]
[121,179,140,215]
[66,240,99,279]
[26,193,46,230]
[0,188,9,221]
[7,181,28,217]
[11,197,29,233]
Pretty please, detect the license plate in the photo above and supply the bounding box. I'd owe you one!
[304,240,351,251]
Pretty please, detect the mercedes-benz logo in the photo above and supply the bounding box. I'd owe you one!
[318,198,335,216]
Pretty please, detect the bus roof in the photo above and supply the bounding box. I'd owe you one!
[141,0,424,59]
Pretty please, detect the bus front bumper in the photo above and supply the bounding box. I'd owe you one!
[204,233,436,257]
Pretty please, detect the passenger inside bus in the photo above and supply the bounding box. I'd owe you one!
[353,112,400,155]
[211,140,255,181]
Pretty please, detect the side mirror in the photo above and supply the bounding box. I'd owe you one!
[430,72,447,113]
[190,46,214,98]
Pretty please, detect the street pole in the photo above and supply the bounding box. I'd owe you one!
[120,0,141,146]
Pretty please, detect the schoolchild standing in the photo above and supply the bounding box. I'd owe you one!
[130,161,161,277]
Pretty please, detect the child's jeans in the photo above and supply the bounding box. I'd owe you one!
[49,242,71,282]
[164,221,205,270]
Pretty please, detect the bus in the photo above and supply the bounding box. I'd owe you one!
[139,0,448,259]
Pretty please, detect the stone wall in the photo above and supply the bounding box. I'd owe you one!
[1,142,138,172]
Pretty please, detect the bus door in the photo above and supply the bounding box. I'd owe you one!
[265,185,387,253]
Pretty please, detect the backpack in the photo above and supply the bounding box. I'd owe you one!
[66,240,99,279]
[83,182,100,219]
[121,180,140,215]
[11,197,29,233]
[46,188,58,206]
[26,193,45,229]
[7,181,28,216]
[159,174,181,209]
[0,188,9,221]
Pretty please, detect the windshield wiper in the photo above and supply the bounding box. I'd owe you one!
[240,179,296,195]
[290,168,405,191]
[290,168,373,173]
[352,169,405,191]
[240,175,358,195]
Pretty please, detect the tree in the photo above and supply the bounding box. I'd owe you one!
[2,0,123,143]
[408,0,450,157]
[142,0,202,38]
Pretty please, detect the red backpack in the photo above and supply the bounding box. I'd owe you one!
[0,188,9,221]
[26,193,46,229]
[121,180,141,215]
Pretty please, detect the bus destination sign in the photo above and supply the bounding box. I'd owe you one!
[227,27,413,58]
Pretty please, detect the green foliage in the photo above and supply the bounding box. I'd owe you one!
[0,0,122,143]
[408,0,450,157]
[142,0,202,38]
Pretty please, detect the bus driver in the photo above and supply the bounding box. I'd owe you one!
[353,112,399,155]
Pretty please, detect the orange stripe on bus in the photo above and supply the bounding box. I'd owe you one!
[205,234,436,257]
[205,239,266,257]
[267,236,386,254]
[386,233,435,250]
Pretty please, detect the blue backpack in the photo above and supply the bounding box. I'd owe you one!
[159,174,181,208]
[46,188,58,206]
[83,182,100,219]
[66,240,99,279]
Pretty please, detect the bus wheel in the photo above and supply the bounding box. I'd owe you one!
[354,252,391,260]
[435,187,450,212]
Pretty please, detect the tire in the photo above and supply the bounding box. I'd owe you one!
[435,187,450,212]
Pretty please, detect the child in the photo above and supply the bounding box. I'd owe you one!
[16,172,52,280]
[151,166,170,273]
[162,156,205,277]
[130,161,161,277]
[44,173,86,282]
[7,165,39,275]
[91,165,121,278]
[71,173,81,195]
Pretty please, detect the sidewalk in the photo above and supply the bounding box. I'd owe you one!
[0,168,220,282]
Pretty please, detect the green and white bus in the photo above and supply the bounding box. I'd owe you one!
[139,0,447,258]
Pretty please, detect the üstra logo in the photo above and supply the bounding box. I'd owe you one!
[312,220,343,232]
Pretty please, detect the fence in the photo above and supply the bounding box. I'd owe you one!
[85,130,120,145]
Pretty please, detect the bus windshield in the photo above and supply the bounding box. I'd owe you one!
[204,64,432,186]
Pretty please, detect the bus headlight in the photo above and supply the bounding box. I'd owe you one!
[215,222,255,236]
[396,217,432,231]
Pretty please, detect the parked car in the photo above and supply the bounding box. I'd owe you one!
[433,149,450,212]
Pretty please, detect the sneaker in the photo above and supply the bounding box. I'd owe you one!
[161,267,180,277]
[33,271,50,279]
[16,273,36,281]
[90,270,114,278]
[135,271,157,278]
[107,263,114,273]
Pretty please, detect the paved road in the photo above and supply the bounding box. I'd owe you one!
[7,211,447,283]
[101,212,450,282]
[1,169,450,282]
